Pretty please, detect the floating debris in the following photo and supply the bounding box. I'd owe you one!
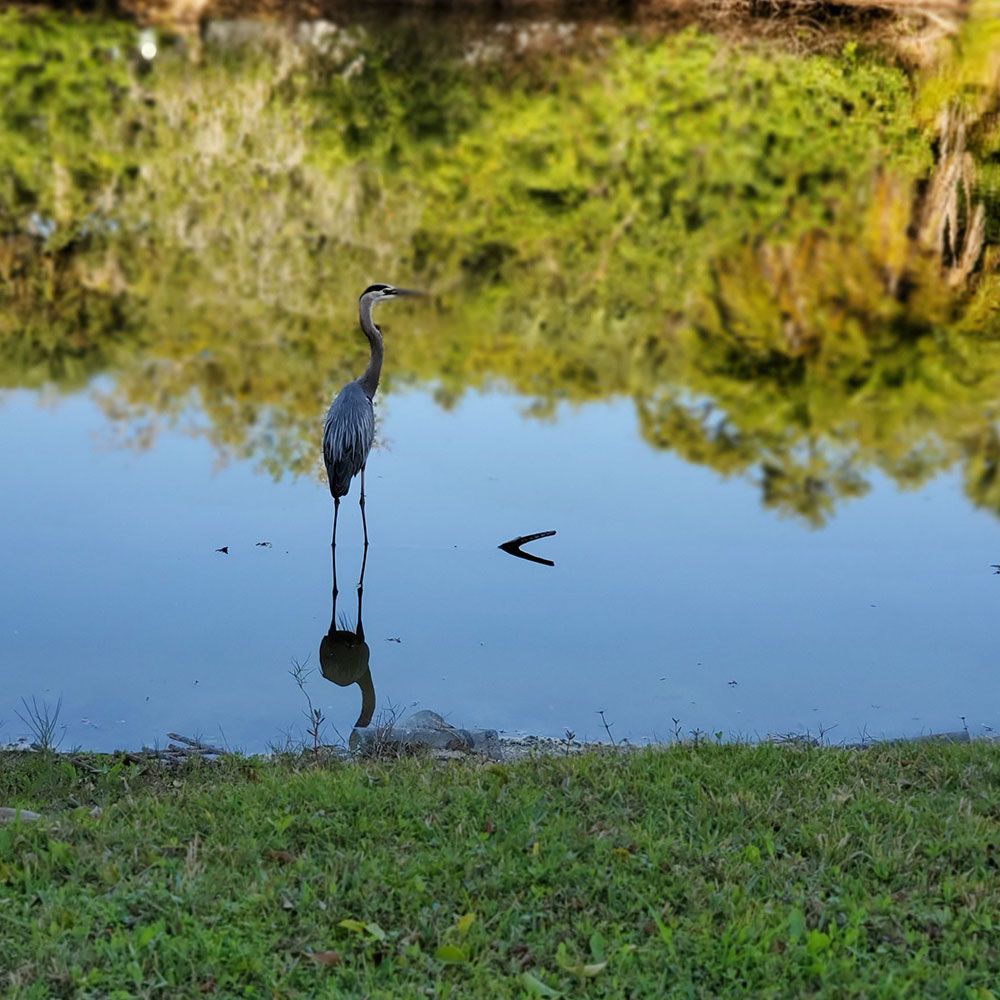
[256,541,272,548]
[166,732,225,755]
[384,637,402,643]
[498,530,556,567]
[215,546,229,555]
[125,733,230,767]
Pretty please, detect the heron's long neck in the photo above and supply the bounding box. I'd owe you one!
[358,299,384,399]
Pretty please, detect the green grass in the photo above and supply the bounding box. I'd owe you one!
[1,744,999,997]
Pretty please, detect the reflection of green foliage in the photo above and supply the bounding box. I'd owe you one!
[1,12,999,524]
[0,12,139,386]
[312,22,487,157]
[0,11,135,235]
[919,0,1000,244]
[0,236,135,390]
[919,0,1000,120]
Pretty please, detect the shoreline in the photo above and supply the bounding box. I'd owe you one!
[6,0,964,58]
[2,725,996,768]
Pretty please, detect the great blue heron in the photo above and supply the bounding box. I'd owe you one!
[323,283,420,549]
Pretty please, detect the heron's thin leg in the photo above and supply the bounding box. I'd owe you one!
[359,466,369,549]
[332,499,341,607]
[330,534,339,632]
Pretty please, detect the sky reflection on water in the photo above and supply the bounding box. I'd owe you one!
[1,386,997,750]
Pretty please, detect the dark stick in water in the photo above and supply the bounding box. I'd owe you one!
[498,530,557,567]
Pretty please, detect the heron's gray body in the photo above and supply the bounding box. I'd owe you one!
[323,380,375,499]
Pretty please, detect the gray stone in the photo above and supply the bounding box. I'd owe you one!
[0,807,41,823]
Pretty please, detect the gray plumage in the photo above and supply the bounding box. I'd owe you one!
[323,283,421,546]
[323,380,375,499]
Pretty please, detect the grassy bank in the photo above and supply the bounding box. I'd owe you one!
[1,744,998,996]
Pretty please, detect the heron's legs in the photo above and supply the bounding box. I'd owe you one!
[359,466,369,549]
[332,497,340,601]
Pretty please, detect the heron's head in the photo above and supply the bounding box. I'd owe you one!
[359,283,422,308]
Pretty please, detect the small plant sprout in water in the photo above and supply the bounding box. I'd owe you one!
[15,695,66,751]
[288,658,327,754]
[597,710,618,747]
[362,704,405,759]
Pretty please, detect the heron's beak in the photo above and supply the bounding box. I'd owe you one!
[391,288,424,297]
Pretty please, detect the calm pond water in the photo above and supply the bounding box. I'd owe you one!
[1,9,999,749]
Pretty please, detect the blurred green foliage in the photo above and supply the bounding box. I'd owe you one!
[0,12,139,388]
[918,0,1000,246]
[0,10,998,523]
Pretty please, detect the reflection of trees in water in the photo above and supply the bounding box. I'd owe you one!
[1,9,999,523]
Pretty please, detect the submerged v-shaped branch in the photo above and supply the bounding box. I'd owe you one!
[498,530,557,567]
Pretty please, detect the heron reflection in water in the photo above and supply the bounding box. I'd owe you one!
[320,543,375,728]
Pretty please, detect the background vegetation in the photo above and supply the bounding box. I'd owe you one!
[1,5,998,522]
